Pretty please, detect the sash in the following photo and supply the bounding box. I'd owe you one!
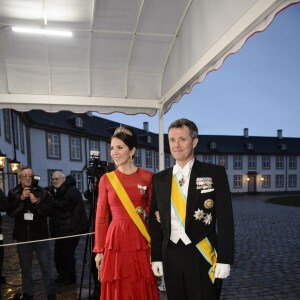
[106,171,150,245]
[171,174,217,283]
[196,238,217,283]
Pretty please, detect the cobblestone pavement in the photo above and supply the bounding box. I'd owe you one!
[1,194,300,299]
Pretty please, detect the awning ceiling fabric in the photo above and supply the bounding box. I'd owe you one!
[0,0,299,116]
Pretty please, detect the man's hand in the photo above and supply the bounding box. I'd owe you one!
[29,193,40,204]
[214,263,230,279]
[152,261,164,276]
[21,188,31,201]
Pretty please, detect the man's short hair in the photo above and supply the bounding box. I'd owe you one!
[168,118,198,140]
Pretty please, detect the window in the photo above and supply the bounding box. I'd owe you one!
[280,144,287,151]
[276,156,284,169]
[47,133,60,159]
[246,143,253,150]
[248,155,256,170]
[262,175,271,188]
[70,137,82,161]
[4,109,11,143]
[134,149,141,166]
[146,150,152,168]
[289,156,297,169]
[262,156,270,169]
[71,171,83,193]
[155,152,159,169]
[12,111,19,149]
[203,155,212,164]
[106,143,113,162]
[19,119,25,154]
[90,140,100,158]
[165,154,171,168]
[210,142,217,149]
[233,175,242,189]
[288,175,297,188]
[218,155,228,169]
[75,117,83,128]
[233,156,242,169]
[275,175,284,188]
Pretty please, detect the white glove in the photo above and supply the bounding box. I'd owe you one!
[214,263,230,279]
[152,261,164,276]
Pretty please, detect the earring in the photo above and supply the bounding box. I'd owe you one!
[130,155,133,162]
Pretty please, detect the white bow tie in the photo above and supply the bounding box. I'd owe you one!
[173,164,191,177]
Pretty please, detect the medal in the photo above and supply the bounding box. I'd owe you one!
[204,199,214,209]
[178,177,185,186]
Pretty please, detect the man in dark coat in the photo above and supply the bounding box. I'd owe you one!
[7,166,56,300]
[49,171,89,287]
[149,119,234,300]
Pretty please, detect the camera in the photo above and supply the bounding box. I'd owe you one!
[30,175,42,198]
[85,158,115,180]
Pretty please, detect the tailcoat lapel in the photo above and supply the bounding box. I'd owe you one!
[185,160,205,228]
[159,168,173,230]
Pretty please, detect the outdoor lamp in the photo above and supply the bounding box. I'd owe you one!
[0,151,7,171]
[10,159,20,174]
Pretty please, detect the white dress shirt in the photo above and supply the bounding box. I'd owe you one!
[170,159,194,245]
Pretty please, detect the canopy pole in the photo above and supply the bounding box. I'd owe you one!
[158,107,165,171]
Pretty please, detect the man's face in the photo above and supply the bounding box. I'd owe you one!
[168,125,198,167]
[52,173,64,188]
[20,169,33,188]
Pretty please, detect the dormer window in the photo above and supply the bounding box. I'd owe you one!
[75,117,83,128]
[281,143,287,151]
[210,142,217,149]
[247,143,253,150]
[147,135,152,144]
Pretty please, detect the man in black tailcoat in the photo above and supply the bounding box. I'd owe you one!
[149,118,234,300]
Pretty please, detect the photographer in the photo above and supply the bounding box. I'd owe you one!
[48,171,89,287]
[7,166,56,300]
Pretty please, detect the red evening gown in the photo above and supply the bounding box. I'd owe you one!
[93,168,159,300]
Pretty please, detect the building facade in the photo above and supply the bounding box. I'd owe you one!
[1,109,299,195]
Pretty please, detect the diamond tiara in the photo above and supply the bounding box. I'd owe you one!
[113,126,133,136]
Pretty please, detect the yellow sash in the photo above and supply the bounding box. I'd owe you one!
[171,175,187,226]
[196,238,217,283]
[171,174,217,283]
[106,171,150,245]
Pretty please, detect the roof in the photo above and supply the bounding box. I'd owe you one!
[196,134,300,155]
[22,110,170,151]
[23,110,300,155]
[1,0,299,116]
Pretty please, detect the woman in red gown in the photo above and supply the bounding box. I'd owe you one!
[93,125,159,300]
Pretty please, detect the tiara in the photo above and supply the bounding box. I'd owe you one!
[114,126,133,136]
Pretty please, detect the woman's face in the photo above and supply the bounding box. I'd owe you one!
[110,137,135,167]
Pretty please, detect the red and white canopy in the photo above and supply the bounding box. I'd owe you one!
[0,0,299,116]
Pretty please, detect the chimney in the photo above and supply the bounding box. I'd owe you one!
[143,121,149,132]
[244,128,249,138]
[277,129,283,139]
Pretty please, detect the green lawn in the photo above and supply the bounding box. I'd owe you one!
[266,195,300,207]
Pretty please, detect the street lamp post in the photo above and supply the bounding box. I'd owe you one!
[0,149,20,189]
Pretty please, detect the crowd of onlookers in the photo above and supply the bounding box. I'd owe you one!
[0,167,90,300]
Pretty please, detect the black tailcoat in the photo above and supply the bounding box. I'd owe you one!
[149,160,234,299]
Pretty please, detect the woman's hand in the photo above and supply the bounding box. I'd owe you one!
[95,253,104,276]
